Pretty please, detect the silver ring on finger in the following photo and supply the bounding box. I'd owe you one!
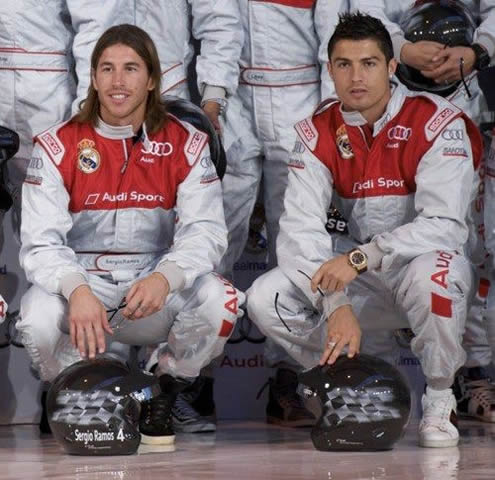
[327,340,337,349]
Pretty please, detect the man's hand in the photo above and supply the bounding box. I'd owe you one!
[400,41,447,71]
[68,285,112,359]
[202,101,222,133]
[320,305,361,365]
[311,255,357,293]
[420,46,476,84]
[123,272,170,320]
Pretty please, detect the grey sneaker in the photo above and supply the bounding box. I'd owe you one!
[172,391,216,433]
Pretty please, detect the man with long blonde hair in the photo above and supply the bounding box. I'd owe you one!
[17,24,241,447]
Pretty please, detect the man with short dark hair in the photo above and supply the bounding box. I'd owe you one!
[351,0,495,426]
[17,24,241,447]
[247,12,482,448]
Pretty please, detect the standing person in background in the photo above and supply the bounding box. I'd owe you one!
[350,0,495,424]
[0,0,119,433]
[110,1,243,129]
[0,1,119,233]
[219,0,349,427]
[107,0,244,433]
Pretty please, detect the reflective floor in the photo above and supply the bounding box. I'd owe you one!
[1,421,494,479]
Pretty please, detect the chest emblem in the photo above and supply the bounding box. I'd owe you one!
[336,124,354,159]
[77,139,101,174]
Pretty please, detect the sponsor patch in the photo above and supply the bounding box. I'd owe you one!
[336,124,354,159]
[441,129,464,141]
[77,139,100,174]
[199,155,219,184]
[141,140,173,157]
[427,108,455,134]
[299,119,316,142]
[387,125,411,142]
[187,132,204,156]
[442,147,468,157]
[40,132,62,155]
[24,174,43,186]
[84,191,165,204]
[288,141,306,169]
[28,156,44,170]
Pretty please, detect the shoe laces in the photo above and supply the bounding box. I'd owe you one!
[173,394,200,421]
[142,394,174,425]
[422,395,454,432]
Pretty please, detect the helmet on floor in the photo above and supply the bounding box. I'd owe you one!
[396,0,477,97]
[46,356,159,455]
[298,354,411,451]
[163,95,226,179]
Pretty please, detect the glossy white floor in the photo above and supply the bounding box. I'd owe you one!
[1,420,494,480]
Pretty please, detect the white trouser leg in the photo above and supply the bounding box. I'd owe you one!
[463,268,492,367]
[396,251,473,390]
[155,273,242,379]
[247,267,326,369]
[219,91,263,277]
[17,285,79,382]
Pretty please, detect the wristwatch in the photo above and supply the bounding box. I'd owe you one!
[347,248,368,274]
[471,43,490,71]
[201,97,228,115]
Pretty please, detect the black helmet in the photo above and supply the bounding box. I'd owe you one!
[396,0,477,97]
[163,96,226,179]
[298,354,411,451]
[47,357,159,455]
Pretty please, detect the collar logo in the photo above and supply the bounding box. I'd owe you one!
[336,124,354,159]
[77,139,101,174]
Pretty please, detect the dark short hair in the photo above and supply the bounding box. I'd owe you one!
[328,12,394,63]
[75,24,167,134]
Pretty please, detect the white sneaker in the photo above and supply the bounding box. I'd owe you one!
[419,387,459,448]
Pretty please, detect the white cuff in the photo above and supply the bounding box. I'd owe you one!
[360,242,385,271]
[155,261,186,292]
[60,273,89,300]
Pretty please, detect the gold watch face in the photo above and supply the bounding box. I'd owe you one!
[350,251,366,267]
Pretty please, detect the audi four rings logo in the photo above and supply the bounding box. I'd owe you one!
[442,129,464,141]
[387,126,412,141]
[141,141,173,157]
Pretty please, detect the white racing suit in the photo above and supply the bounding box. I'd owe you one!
[0,0,117,233]
[350,0,495,367]
[247,82,482,389]
[484,132,495,358]
[219,0,348,277]
[17,116,241,382]
[110,0,243,101]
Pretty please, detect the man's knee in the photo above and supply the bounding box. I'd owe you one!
[247,268,293,335]
[401,251,473,312]
[195,273,242,339]
[18,285,66,340]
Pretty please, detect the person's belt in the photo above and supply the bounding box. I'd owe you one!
[240,64,319,87]
[0,48,70,71]
[160,62,187,94]
[76,252,162,273]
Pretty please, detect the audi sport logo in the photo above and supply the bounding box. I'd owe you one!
[141,141,173,157]
[441,129,464,141]
[387,125,411,141]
